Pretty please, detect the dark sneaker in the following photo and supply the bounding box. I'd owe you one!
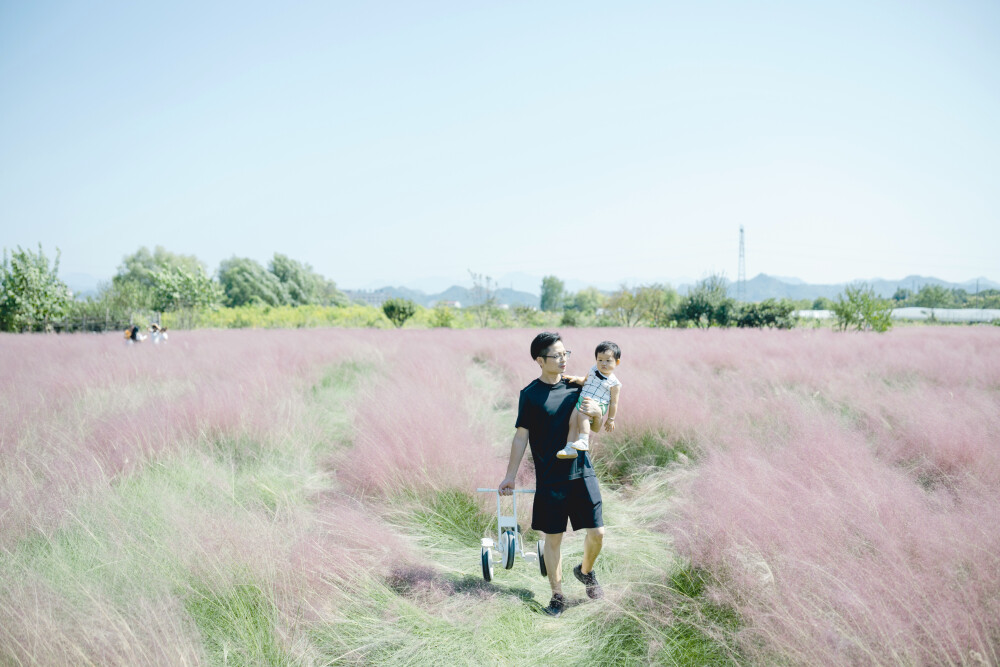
[574,564,604,599]
[544,592,567,616]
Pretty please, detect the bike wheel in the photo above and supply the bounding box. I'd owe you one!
[481,547,493,582]
[502,530,516,570]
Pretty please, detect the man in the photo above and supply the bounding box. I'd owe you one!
[498,332,606,616]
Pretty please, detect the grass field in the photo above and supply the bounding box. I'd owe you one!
[1,327,998,665]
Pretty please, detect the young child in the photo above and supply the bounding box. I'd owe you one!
[556,341,622,459]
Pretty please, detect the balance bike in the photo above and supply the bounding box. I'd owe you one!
[476,488,548,582]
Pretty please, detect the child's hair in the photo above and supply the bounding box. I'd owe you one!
[531,332,562,361]
[595,340,621,361]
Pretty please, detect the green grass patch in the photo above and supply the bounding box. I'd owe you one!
[309,573,546,665]
[204,434,266,472]
[583,564,744,666]
[312,359,374,396]
[594,428,696,486]
[184,581,288,666]
[663,566,743,665]
[411,488,494,547]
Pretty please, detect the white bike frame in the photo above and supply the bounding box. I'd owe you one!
[476,488,538,564]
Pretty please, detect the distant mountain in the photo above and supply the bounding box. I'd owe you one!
[729,274,1000,302]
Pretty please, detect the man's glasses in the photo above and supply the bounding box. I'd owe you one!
[543,351,572,361]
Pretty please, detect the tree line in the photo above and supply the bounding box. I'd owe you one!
[0,244,347,332]
[4,245,995,333]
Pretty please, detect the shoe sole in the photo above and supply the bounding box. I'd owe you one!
[555,450,577,459]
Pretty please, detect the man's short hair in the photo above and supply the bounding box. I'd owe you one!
[596,340,621,361]
[531,332,562,361]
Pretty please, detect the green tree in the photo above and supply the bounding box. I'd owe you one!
[512,305,544,327]
[674,275,736,328]
[317,278,350,307]
[832,283,893,332]
[891,287,912,304]
[0,244,72,332]
[149,266,221,321]
[540,276,565,312]
[736,299,796,329]
[218,257,288,307]
[637,283,679,326]
[113,246,206,309]
[914,284,951,309]
[468,270,500,328]
[970,289,1000,309]
[269,253,328,305]
[430,303,456,328]
[566,287,605,316]
[382,298,417,328]
[605,285,645,326]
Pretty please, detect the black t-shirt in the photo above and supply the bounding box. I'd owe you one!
[515,377,595,487]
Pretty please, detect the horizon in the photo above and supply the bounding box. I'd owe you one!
[58,264,1000,299]
[3,2,999,289]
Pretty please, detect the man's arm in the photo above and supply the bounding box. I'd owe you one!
[604,385,621,432]
[499,427,530,495]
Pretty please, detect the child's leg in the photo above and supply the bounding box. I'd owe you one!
[571,407,592,451]
[556,407,582,459]
[568,411,580,443]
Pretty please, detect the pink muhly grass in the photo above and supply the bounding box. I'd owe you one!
[0,329,364,545]
[0,574,204,666]
[674,413,1000,665]
[488,326,1000,663]
[636,327,1000,664]
[5,325,998,664]
[337,331,511,497]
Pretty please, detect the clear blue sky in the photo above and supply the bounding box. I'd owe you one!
[2,1,998,293]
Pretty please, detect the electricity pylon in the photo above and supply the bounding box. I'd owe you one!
[737,226,746,302]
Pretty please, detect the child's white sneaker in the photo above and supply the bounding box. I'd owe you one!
[571,439,589,452]
[555,445,578,459]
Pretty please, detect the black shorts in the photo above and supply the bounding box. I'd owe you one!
[532,476,604,534]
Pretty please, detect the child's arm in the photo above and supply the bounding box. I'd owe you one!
[604,385,621,432]
[563,374,586,385]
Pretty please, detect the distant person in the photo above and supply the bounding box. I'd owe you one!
[556,341,622,460]
[498,332,606,617]
[149,323,168,344]
[124,325,145,344]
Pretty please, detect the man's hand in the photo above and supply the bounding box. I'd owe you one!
[578,397,602,418]
[499,475,516,496]
[604,418,616,432]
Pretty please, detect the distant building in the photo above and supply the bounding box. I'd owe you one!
[794,309,833,320]
[434,300,462,309]
[346,289,392,307]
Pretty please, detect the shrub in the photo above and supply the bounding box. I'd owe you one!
[831,283,893,332]
[382,298,417,328]
[0,244,72,332]
[430,303,455,328]
[674,275,736,329]
[736,299,795,329]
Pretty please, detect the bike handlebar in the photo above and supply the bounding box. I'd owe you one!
[476,488,536,493]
